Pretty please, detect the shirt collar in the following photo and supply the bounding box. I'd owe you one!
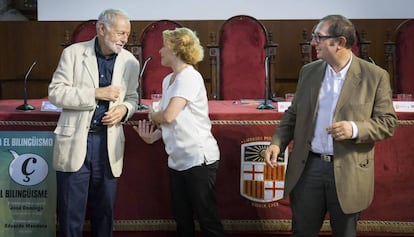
[326,53,353,80]
[94,38,117,60]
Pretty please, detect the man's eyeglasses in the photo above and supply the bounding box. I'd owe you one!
[311,33,339,43]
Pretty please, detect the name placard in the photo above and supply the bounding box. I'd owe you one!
[393,101,414,112]
[277,102,291,112]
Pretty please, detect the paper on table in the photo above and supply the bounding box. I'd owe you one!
[41,101,62,112]
[239,99,265,106]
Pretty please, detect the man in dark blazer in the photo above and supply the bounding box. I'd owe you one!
[265,15,398,237]
[48,9,139,237]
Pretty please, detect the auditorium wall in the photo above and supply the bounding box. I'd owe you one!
[0,19,405,100]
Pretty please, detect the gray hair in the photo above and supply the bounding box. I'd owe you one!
[96,8,129,31]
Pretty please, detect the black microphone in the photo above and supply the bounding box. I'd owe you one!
[137,56,153,110]
[257,56,274,110]
[16,60,37,111]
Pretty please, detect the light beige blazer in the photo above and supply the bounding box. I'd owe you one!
[48,38,139,177]
[271,55,398,213]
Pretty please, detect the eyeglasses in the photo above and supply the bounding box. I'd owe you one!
[311,33,339,43]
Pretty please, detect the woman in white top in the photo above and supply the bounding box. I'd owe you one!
[133,27,224,237]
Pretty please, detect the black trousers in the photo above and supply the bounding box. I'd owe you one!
[56,130,117,237]
[168,161,224,237]
[289,152,361,237]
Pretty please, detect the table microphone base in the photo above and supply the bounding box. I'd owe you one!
[137,103,149,111]
[257,102,275,110]
[16,104,35,111]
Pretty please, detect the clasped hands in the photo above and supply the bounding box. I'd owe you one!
[96,85,127,126]
[96,85,121,102]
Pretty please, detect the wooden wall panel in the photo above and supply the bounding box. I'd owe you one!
[0,19,405,100]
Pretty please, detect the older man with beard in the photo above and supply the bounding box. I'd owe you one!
[48,8,139,237]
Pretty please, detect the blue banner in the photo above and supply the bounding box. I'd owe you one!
[0,131,56,237]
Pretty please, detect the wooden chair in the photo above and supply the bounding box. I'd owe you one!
[208,15,278,100]
[138,20,182,99]
[384,19,414,95]
[72,20,97,43]
[61,20,97,47]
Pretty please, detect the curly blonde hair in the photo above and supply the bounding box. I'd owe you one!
[163,27,204,65]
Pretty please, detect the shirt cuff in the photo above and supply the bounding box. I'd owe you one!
[350,121,358,139]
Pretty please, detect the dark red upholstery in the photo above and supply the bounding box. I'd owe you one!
[395,19,414,95]
[219,15,267,100]
[140,20,182,99]
[72,20,97,43]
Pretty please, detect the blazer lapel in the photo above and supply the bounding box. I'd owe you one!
[335,57,362,114]
[112,52,126,87]
[310,61,327,121]
[83,39,99,88]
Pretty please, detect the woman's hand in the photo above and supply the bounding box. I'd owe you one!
[133,120,162,144]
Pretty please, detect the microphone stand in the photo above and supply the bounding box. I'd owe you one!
[16,61,37,111]
[137,56,152,110]
[257,56,274,110]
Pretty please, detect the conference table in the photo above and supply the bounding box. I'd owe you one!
[1,99,413,236]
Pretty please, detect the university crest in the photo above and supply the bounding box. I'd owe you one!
[240,141,288,203]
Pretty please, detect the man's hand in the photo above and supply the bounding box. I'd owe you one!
[326,121,353,141]
[133,120,162,144]
[102,104,127,126]
[95,85,120,102]
[264,144,281,168]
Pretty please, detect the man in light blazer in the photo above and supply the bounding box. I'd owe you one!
[265,15,397,237]
[48,9,139,237]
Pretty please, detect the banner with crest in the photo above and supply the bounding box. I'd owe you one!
[240,141,288,203]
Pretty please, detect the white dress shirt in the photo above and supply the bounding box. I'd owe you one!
[311,55,357,155]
